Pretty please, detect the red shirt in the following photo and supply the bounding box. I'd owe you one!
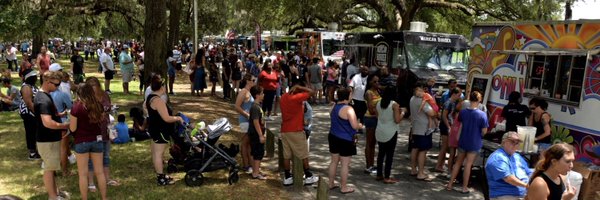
[71,102,104,144]
[280,92,310,132]
[259,70,279,91]
[38,54,51,72]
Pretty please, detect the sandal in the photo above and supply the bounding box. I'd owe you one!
[329,185,339,190]
[416,176,434,182]
[252,174,267,180]
[88,184,97,192]
[340,187,355,194]
[383,178,398,184]
[107,179,120,186]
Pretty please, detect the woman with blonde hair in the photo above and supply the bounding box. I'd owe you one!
[526,143,577,200]
[69,83,108,200]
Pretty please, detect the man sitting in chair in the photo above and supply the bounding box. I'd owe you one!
[485,131,533,200]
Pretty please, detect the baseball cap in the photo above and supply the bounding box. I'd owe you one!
[502,131,522,142]
[49,63,63,72]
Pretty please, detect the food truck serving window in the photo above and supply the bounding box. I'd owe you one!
[526,54,587,105]
[404,44,467,71]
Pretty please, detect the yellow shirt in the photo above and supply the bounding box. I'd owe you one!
[365,89,381,117]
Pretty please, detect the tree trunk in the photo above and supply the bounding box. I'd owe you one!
[31,0,49,58]
[564,0,572,20]
[167,0,182,49]
[144,0,168,79]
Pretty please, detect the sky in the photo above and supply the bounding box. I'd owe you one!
[570,1,600,19]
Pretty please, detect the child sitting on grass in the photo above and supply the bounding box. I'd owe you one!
[113,114,130,144]
[416,86,439,134]
[248,85,267,180]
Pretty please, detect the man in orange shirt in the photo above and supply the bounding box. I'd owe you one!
[279,83,318,186]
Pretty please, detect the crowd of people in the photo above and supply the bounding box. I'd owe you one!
[0,37,580,200]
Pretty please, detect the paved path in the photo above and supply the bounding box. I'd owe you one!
[264,103,486,200]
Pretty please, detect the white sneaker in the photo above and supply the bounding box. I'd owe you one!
[245,167,253,174]
[68,154,76,164]
[283,177,293,186]
[41,161,45,169]
[304,175,319,185]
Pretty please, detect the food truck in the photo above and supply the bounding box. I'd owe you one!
[296,31,346,63]
[343,30,470,107]
[469,20,600,164]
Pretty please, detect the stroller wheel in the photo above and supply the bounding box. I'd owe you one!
[166,163,178,173]
[184,170,204,187]
[228,169,239,185]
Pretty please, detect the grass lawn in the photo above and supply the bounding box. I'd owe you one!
[0,54,288,199]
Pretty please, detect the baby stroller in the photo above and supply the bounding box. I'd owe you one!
[167,116,240,186]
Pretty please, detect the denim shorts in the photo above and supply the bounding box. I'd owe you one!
[89,141,110,170]
[168,66,176,77]
[74,141,105,154]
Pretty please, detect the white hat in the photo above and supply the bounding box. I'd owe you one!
[23,70,38,80]
[49,63,63,72]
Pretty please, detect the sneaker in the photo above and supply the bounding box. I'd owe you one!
[157,175,175,186]
[303,175,319,185]
[244,166,253,174]
[29,152,41,160]
[283,177,293,186]
[68,154,76,164]
[364,166,377,174]
[41,161,45,169]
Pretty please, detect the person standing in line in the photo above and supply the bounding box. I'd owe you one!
[348,66,369,125]
[35,71,70,200]
[208,59,219,96]
[435,87,462,173]
[485,132,533,200]
[19,70,40,159]
[375,86,405,183]
[326,62,340,104]
[99,47,115,95]
[258,59,278,120]
[145,74,184,185]
[49,71,74,176]
[409,83,436,181]
[235,74,256,174]
[69,83,108,200]
[345,58,358,86]
[328,87,363,194]
[528,97,552,151]
[70,49,85,85]
[0,78,22,111]
[36,46,51,84]
[248,85,267,180]
[6,44,18,72]
[363,74,381,174]
[280,84,318,186]
[307,57,323,104]
[119,45,134,95]
[166,50,177,95]
[502,91,531,133]
[526,143,577,200]
[447,91,489,194]
[19,53,33,80]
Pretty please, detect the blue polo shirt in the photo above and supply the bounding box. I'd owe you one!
[485,148,533,198]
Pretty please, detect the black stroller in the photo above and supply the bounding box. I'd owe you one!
[167,117,240,186]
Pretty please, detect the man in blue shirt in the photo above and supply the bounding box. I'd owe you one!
[441,79,464,104]
[485,131,533,199]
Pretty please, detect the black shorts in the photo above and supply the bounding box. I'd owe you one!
[352,100,367,122]
[232,71,242,81]
[150,131,171,144]
[250,140,265,161]
[104,70,114,80]
[328,134,356,157]
[411,134,432,151]
[439,123,449,136]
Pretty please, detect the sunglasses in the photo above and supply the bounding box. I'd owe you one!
[50,81,61,87]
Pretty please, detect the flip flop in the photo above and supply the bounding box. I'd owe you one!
[107,179,120,186]
[454,188,470,194]
[252,174,267,180]
[416,176,434,182]
[445,186,453,191]
[409,172,418,176]
[340,188,355,194]
[328,185,339,190]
